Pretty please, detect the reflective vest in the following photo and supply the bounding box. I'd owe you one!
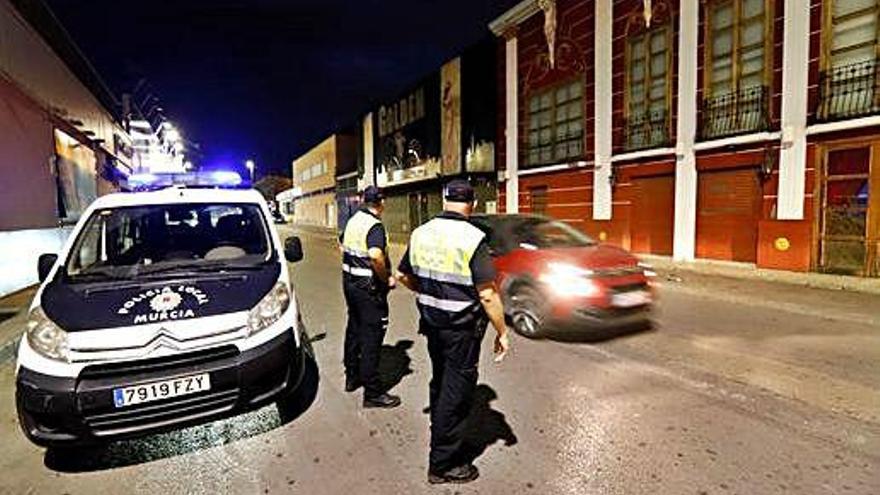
[408,214,487,327]
[341,210,381,279]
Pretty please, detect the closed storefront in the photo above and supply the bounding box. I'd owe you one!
[696,168,762,262]
[818,143,879,276]
[630,174,675,255]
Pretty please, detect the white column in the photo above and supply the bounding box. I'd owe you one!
[673,0,699,261]
[592,0,613,220]
[777,0,810,220]
[505,35,520,214]
[360,112,375,190]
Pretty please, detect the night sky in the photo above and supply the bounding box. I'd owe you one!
[44,0,521,178]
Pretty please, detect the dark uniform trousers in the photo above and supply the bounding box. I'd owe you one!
[343,278,389,398]
[424,321,485,471]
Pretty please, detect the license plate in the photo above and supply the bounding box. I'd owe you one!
[113,373,211,408]
[611,290,651,308]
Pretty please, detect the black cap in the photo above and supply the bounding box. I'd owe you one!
[362,185,385,203]
[443,179,475,203]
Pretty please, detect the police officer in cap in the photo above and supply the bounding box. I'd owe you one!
[397,179,510,484]
[340,186,401,408]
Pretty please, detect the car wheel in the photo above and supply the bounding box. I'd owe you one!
[509,284,547,339]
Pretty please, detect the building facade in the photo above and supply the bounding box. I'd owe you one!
[362,39,500,242]
[0,0,131,297]
[292,135,356,229]
[333,132,361,231]
[492,0,880,277]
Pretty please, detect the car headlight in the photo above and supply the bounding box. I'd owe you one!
[539,262,599,297]
[637,262,657,278]
[247,283,291,335]
[26,307,69,362]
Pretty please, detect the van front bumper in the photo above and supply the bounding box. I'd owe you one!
[15,329,304,448]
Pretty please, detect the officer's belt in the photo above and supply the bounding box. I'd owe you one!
[342,264,373,277]
[417,293,473,312]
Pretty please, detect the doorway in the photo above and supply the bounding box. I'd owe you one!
[819,144,877,276]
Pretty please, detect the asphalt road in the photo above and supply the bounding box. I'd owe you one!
[0,228,878,494]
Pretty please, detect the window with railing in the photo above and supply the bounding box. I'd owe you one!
[525,80,584,167]
[700,0,771,139]
[816,0,880,121]
[625,25,672,150]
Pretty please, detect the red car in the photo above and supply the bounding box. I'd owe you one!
[472,214,655,338]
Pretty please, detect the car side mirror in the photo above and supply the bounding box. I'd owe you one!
[284,236,304,263]
[37,253,58,282]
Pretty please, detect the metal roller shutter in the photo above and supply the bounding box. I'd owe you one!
[630,175,675,255]
[696,168,762,262]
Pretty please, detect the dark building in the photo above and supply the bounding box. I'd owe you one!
[361,38,500,241]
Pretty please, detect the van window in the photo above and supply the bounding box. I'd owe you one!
[66,203,272,280]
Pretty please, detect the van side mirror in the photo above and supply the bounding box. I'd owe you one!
[284,236,304,263]
[37,254,58,282]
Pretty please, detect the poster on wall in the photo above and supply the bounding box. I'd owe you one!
[441,57,462,176]
[374,75,440,187]
[54,129,97,222]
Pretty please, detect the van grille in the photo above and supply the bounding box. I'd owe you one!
[79,345,239,380]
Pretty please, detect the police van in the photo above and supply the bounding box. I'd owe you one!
[15,172,310,447]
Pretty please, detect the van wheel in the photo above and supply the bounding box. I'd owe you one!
[509,285,547,339]
[277,354,319,423]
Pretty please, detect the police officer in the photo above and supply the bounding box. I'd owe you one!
[397,179,510,484]
[340,186,401,409]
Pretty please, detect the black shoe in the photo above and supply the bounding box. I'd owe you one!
[428,464,479,484]
[363,393,401,409]
[344,376,362,393]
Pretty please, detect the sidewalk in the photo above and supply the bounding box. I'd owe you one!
[0,286,35,366]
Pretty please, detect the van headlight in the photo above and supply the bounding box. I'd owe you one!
[638,262,657,278]
[26,307,69,362]
[247,283,291,335]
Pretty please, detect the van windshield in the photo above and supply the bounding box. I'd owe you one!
[65,203,272,281]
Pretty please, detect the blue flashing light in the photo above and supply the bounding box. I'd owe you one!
[210,170,244,186]
[128,173,160,186]
[124,171,247,191]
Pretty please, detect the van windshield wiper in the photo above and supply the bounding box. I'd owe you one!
[69,266,134,282]
[137,260,266,278]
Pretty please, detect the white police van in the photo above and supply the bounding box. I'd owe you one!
[15,173,310,447]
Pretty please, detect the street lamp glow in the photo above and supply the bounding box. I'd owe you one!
[245,159,255,182]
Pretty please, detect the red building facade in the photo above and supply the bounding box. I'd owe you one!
[492,0,879,277]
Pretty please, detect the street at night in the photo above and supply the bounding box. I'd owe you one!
[0,228,877,494]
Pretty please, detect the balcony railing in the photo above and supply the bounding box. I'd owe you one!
[698,85,770,141]
[816,58,880,122]
[624,109,671,151]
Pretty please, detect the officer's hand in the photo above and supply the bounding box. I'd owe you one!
[493,332,510,363]
[387,276,397,290]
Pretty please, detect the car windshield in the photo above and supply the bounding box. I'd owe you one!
[515,218,595,249]
[65,203,272,281]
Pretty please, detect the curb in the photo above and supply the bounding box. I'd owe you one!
[639,254,880,295]
[0,334,19,366]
